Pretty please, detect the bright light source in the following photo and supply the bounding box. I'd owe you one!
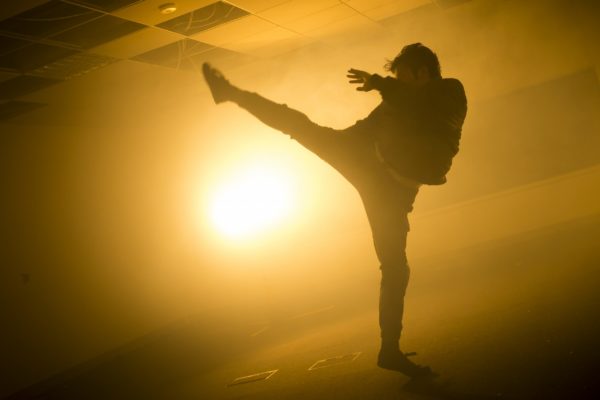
[208,165,295,239]
[159,3,177,15]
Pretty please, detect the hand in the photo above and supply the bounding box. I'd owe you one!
[347,68,373,92]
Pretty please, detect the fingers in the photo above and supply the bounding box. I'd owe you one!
[347,67,372,92]
[347,68,368,76]
[347,72,366,83]
[347,68,371,87]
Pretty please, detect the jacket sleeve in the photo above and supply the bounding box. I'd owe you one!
[369,74,418,110]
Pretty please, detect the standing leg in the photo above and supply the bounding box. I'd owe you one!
[361,189,434,377]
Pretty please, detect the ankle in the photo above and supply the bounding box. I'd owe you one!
[228,86,244,104]
[380,339,400,354]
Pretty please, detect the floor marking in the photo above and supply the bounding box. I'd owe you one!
[227,369,278,387]
[308,352,362,371]
[289,305,335,320]
[250,325,269,337]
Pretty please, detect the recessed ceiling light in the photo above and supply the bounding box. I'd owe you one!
[159,3,177,15]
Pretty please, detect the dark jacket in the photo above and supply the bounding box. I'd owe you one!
[352,75,467,185]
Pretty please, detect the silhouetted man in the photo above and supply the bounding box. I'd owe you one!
[202,43,467,377]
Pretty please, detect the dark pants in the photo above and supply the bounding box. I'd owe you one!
[235,91,418,346]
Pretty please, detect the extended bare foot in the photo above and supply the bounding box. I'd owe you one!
[202,63,236,104]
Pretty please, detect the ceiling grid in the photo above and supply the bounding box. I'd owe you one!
[0,0,435,120]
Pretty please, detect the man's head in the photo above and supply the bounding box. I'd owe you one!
[386,43,441,86]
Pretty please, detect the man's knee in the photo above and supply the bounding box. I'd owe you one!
[380,263,410,290]
[271,104,313,134]
[378,248,408,272]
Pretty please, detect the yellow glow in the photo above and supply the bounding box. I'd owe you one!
[208,164,295,239]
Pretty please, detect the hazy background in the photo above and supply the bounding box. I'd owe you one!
[1,0,599,396]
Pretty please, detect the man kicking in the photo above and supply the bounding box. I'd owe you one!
[202,43,467,377]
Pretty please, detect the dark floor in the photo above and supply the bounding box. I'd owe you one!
[6,215,600,400]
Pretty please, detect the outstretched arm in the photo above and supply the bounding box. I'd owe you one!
[347,68,417,109]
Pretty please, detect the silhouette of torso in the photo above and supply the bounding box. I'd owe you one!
[349,76,468,185]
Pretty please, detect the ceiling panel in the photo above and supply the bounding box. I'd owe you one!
[257,0,340,25]
[305,14,380,40]
[342,0,402,12]
[193,47,255,71]
[132,38,215,70]
[0,70,19,83]
[0,1,101,39]
[29,52,118,80]
[113,0,215,26]
[68,0,143,13]
[434,0,472,8]
[133,38,256,71]
[220,26,310,57]
[358,0,432,20]
[281,3,358,34]
[0,35,33,57]
[191,15,276,47]
[0,0,50,21]
[0,75,61,99]
[227,0,292,13]
[90,27,182,59]
[157,1,249,36]
[0,100,46,121]
[0,42,78,72]
[50,14,145,49]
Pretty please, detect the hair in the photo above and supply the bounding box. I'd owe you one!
[385,43,442,79]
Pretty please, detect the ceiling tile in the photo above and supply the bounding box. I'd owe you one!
[68,0,143,13]
[0,1,101,39]
[282,3,359,34]
[0,1,50,21]
[359,0,432,20]
[342,0,396,12]
[0,75,61,99]
[227,0,291,13]
[157,1,249,36]
[0,100,46,121]
[113,0,215,26]
[29,52,118,80]
[258,0,341,25]
[132,38,215,70]
[189,47,255,71]
[132,39,257,72]
[190,15,276,47]
[50,14,146,49]
[434,0,472,8]
[0,42,77,72]
[0,70,19,83]
[0,35,33,57]
[220,26,310,57]
[305,14,380,40]
[90,27,182,59]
